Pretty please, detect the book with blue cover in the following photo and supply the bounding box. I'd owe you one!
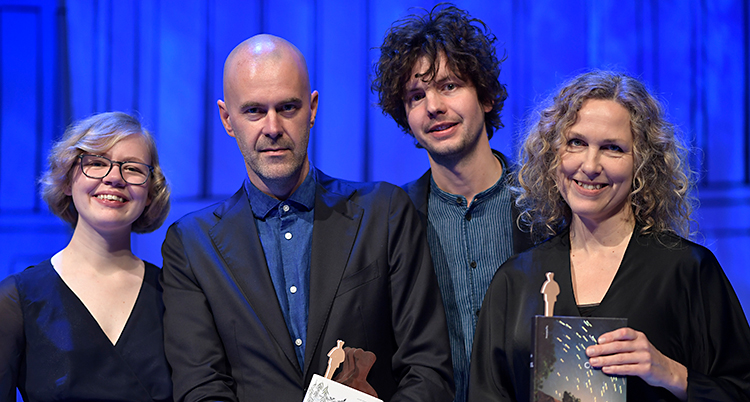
[531,316,627,402]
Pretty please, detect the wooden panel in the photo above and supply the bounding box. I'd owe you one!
[315,0,368,181]
[655,0,695,172]
[157,0,208,198]
[1,7,40,211]
[136,0,161,128]
[588,0,641,73]
[703,1,745,184]
[466,1,518,159]
[209,0,260,196]
[65,0,97,117]
[110,0,137,113]
[694,185,750,315]
[0,213,70,276]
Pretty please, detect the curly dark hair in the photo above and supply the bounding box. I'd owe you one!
[372,3,507,140]
[516,71,696,241]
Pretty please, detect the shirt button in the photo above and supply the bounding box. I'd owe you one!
[476,309,481,316]
[295,338,303,346]
[285,232,292,240]
[470,261,477,268]
[290,286,298,294]
[282,204,290,212]
[465,213,472,221]
[456,197,462,204]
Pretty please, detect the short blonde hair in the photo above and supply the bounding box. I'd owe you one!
[39,112,170,233]
[516,71,695,241]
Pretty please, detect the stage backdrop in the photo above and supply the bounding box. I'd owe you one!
[1,0,749,317]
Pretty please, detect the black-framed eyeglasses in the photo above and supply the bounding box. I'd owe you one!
[78,154,153,185]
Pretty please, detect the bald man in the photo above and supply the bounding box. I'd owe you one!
[161,34,454,402]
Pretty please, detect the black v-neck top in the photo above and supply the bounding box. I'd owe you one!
[0,260,172,401]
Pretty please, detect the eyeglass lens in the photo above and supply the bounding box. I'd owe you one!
[80,155,151,185]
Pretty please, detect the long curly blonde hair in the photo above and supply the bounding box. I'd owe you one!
[515,71,695,242]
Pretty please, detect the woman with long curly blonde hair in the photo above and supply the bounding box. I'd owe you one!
[516,70,695,242]
[469,71,750,402]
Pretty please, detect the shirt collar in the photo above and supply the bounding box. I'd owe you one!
[245,166,317,219]
[429,152,508,205]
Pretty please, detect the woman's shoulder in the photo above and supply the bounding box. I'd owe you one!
[494,231,569,284]
[506,230,569,266]
[634,230,716,263]
[6,259,55,288]
[141,260,164,292]
[142,260,160,274]
[0,259,56,308]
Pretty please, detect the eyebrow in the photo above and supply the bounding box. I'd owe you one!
[408,70,463,88]
[239,98,303,111]
[567,131,631,143]
[97,154,150,164]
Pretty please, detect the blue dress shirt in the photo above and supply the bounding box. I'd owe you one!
[245,170,316,369]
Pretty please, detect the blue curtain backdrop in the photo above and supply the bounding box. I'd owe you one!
[1,0,749,318]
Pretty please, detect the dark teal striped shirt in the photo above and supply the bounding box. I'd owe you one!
[426,159,515,402]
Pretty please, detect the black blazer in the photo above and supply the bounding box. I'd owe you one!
[401,149,534,255]
[162,169,454,402]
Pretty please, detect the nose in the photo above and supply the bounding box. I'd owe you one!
[425,91,446,117]
[102,163,126,186]
[263,110,283,138]
[580,149,602,177]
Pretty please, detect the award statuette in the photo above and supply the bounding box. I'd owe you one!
[303,340,382,402]
[531,273,626,402]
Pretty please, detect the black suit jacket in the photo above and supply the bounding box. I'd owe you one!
[161,169,454,402]
[401,150,534,255]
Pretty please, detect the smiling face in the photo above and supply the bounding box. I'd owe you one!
[68,134,152,235]
[556,99,635,225]
[218,36,318,199]
[403,53,492,163]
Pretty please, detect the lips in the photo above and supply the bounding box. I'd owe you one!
[574,180,607,190]
[95,193,128,203]
[427,122,458,133]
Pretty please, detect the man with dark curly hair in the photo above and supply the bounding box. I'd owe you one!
[372,5,533,402]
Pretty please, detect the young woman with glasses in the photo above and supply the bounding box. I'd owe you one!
[0,112,172,401]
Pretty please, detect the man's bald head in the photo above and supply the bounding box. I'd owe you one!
[223,34,311,97]
[217,34,319,200]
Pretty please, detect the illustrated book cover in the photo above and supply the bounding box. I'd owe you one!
[303,374,382,402]
[531,316,627,402]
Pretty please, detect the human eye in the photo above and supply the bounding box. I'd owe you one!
[443,82,457,91]
[603,144,624,152]
[406,92,425,106]
[123,162,148,175]
[567,138,585,147]
[279,103,299,115]
[83,155,108,167]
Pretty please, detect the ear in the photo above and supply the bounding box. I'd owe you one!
[309,90,319,128]
[483,99,494,114]
[217,99,235,137]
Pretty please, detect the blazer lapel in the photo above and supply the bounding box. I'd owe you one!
[209,187,300,372]
[303,179,363,375]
